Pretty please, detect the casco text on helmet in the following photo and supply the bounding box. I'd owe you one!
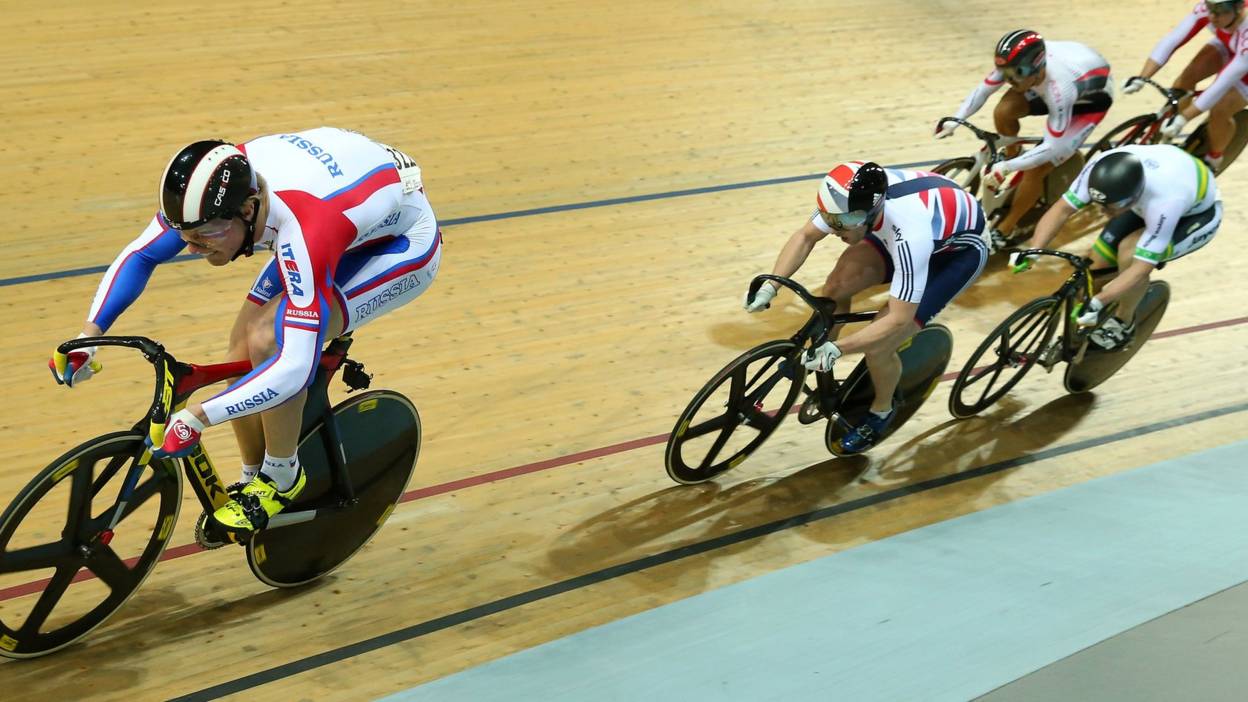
[160,140,254,230]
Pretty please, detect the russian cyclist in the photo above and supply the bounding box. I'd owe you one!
[49,127,442,537]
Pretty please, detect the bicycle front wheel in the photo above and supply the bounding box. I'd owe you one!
[665,340,806,484]
[1087,114,1159,159]
[0,432,181,658]
[949,296,1061,418]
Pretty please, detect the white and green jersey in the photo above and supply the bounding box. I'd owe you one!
[1064,144,1217,264]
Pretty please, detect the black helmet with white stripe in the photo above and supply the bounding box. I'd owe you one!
[159,140,253,230]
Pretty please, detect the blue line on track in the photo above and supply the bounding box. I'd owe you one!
[0,159,943,289]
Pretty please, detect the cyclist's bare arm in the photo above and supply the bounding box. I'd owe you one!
[768,219,829,280]
[1028,198,1078,250]
[833,296,920,356]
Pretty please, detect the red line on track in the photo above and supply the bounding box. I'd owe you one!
[2,315,1245,603]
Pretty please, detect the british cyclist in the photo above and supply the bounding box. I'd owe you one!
[743,161,987,454]
[50,127,442,537]
[1011,144,1220,350]
[935,30,1115,251]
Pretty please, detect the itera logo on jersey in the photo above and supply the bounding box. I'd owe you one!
[280,243,305,296]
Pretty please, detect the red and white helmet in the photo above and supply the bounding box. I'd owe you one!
[815,161,888,229]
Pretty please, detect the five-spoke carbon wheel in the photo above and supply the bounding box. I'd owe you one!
[0,432,181,658]
[949,296,1061,418]
[665,340,806,484]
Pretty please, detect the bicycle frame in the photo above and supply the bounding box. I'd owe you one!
[1108,77,1188,148]
[935,116,1045,218]
[1011,249,1098,370]
[748,275,875,416]
[54,335,368,544]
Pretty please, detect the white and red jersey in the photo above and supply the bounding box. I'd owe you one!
[953,41,1113,171]
[1148,2,1233,66]
[86,127,436,426]
[811,166,987,305]
[1194,19,1248,110]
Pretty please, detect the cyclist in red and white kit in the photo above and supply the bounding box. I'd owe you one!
[49,127,442,536]
[935,30,1114,251]
[1150,1,1248,170]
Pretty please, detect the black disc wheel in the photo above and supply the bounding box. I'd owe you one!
[665,340,806,484]
[824,324,954,455]
[949,296,1061,419]
[1064,281,1171,394]
[247,390,420,588]
[0,432,181,658]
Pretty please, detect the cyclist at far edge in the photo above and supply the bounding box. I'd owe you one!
[1156,1,1248,169]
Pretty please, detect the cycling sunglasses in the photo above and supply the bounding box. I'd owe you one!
[820,209,871,230]
[1207,1,1240,15]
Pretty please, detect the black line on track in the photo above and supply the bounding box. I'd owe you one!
[171,400,1248,701]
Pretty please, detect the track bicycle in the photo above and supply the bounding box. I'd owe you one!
[664,275,953,485]
[1090,76,1248,173]
[931,117,1084,248]
[0,334,420,658]
[948,249,1170,418]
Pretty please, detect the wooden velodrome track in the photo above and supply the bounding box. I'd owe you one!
[2,1,1247,698]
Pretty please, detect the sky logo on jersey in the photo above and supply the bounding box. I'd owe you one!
[277,134,345,177]
[279,243,305,296]
[224,388,281,417]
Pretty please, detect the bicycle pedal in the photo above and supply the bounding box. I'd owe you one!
[194,512,229,550]
[797,394,825,424]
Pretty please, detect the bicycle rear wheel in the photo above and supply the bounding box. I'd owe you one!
[0,432,181,658]
[949,296,1061,418]
[931,156,981,194]
[825,324,953,454]
[247,390,420,587]
[665,340,806,484]
[1064,281,1170,393]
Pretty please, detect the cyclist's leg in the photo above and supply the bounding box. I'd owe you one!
[241,296,309,463]
[335,211,442,337]
[1175,43,1225,93]
[822,233,890,341]
[1087,210,1146,283]
[993,88,1034,157]
[1204,87,1247,166]
[997,161,1054,235]
[867,242,986,408]
[228,259,283,477]
[1000,105,1105,237]
[1107,230,1150,323]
